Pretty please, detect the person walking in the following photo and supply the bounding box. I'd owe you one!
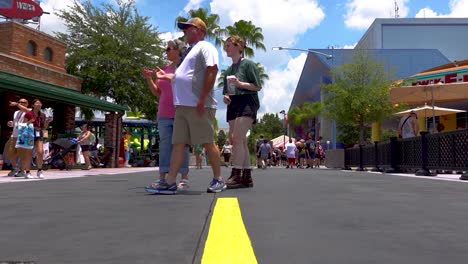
[221,139,232,167]
[15,110,36,179]
[30,99,52,178]
[6,99,30,177]
[147,17,225,194]
[194,144,204,169]
[77,123,93,170]
[143,39,191,191]
[257,139,272,170]
[222,35,262,188]
[398,111,419,139]
[285,138,297,169]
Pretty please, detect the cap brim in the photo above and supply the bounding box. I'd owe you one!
[177,22,192,29]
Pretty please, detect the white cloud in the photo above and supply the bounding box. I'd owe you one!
[184,0,206,13]
[260,53,307,114]
[344,0,410,30]
[448,0,468,16]
[414,0,468,18]
[35,0,74,35]
[159,32,184,42]
[414,8,440,18]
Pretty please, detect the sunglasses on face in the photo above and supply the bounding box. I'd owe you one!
[19,101,28,105]
[165,47,177,52]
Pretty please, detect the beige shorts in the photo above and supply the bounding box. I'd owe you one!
[172,106,216,145]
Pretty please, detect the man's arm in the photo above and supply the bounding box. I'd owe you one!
[196,65,218,115]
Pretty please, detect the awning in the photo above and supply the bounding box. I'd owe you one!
[0,70,127,113]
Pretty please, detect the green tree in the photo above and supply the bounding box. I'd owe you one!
[321,50,396,144]
[250,113,283,140]
[220,20,266,58]
[287,101,322,127]
[217,130,227,150]
[174,8,222,46]
[248,113,283,154]
[56,0,164,120]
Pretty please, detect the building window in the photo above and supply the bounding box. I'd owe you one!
[44,47,53,61]
[27,40,37,56]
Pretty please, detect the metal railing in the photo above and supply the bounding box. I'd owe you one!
[345,129,468,179]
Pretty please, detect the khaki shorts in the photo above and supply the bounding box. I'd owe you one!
[5,137,18,160]
[172,106,216,145]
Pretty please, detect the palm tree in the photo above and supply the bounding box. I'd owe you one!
[220,20,266,58]
[174,8,223,46]
[255,62,269,86]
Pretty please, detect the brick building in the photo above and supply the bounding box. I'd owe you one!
[0,21,127,167]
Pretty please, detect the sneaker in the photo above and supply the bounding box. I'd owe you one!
[145,181,177,194]
[8,169,19,177]
[25,172,35,179]
[207,177,227,193]
[15,171,26,178]
[177,179,190,191]
[144,178,165,192]
[37,170,44,179]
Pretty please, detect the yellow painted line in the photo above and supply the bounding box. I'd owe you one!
[202,197,258,264]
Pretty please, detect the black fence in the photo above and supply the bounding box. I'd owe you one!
[345,129,468,180]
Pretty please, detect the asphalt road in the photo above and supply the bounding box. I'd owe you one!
[1,167,468,264]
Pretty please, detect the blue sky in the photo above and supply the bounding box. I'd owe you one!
[35,0,468,127]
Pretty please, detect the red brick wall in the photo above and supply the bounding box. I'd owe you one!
[0,22,81,90]
[0,21,66,70]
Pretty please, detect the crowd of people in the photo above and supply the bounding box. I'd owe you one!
[3,97,104,178]
[254,134,326,170]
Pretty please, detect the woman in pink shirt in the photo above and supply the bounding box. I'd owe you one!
[142,39,190,192]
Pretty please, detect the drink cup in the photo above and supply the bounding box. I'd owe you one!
[226,75,237,95]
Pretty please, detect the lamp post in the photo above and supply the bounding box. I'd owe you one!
[280,110,287,149]
[272,47,333,59]
[272,46,336,148]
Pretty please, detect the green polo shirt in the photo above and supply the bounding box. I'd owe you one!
[223,58,261,96]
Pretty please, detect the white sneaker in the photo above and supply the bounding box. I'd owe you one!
[37,170,44,179]
[25,172,35,179]
[177,179,190,191]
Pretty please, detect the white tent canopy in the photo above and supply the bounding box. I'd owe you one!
[270,135,295,148]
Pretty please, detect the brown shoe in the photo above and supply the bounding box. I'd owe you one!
[226,168,243,189]
[241,168,254,188]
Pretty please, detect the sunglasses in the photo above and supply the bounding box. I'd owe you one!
[165,47,177,52]
[19,101,28,104]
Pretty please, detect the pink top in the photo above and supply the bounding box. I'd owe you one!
[157,65,176,118]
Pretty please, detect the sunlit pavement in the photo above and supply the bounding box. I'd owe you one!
[0,167,156,183]
[1,166,468,264]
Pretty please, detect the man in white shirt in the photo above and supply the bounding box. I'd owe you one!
[147,17,225,194]
[285,138,297,169]
[398,111,419,139]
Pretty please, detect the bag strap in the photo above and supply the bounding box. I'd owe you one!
[400,116,411,131]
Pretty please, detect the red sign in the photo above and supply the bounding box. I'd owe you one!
[0,0,43,20]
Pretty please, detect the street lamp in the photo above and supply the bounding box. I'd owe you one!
[272,47,333,59]
[272,46,336,149]
[280,110,287,149]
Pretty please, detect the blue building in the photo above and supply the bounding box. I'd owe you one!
[290,18,468,147]
[290,48,450,145]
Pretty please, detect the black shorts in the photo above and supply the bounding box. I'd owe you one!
[223,153,231,162]
[80,145,91,151]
